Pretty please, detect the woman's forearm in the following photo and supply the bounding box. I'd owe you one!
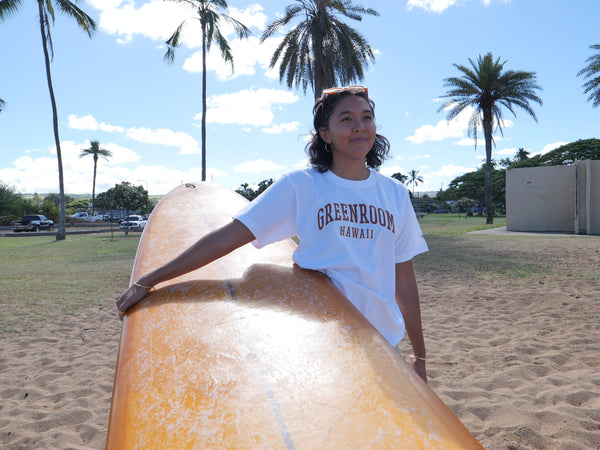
[137,219,255,288]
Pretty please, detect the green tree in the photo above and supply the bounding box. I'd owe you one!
[391,172,408,184]
[261,0,379,99]
[0,182,24,222]
[408,169,423,198]
[0,0,96,240]
[43,192,74,207]
[509,138,600,169]
[438,52,542,224]
[164,0,250,182]
[42,198,59,222]
[454,197,476,219]
[107,182,149,234]
[440,166,506,216]
[79,140,112,215]
[235,178,274,201]
[578,44,600,108]
[0,97,4,112]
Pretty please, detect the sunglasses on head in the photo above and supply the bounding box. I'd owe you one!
[320,86,369,124]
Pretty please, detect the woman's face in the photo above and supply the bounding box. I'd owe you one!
[319,95,377,167]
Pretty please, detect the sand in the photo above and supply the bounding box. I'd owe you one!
[1,232,599,449]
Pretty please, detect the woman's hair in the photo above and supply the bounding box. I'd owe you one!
[306,88,391,172]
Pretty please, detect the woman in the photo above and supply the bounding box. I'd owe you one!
[116,86,429,382]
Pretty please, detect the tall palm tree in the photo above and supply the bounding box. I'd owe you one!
[0,97,5,112]
[261,0,379,100]
[438,53,542,224]
[578,44,600,108]
[408,169,423,198]
[79,140,112,216]
[163,0,250,182]
[0,0,96,240]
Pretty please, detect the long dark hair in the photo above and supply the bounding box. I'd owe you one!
[306,89,391,172]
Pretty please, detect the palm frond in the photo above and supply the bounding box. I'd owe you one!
[578,44,600,107]
[163,22,185,63]
[55,0,96,37]
[0,0,24,20]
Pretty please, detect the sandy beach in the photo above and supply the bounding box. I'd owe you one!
[1,231,599,449]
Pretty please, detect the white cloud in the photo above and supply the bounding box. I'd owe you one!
[407,0,511,13]
[233,159,284,173]
[262,121,300,134]
[427,164,475,177]
[454,138,477,146]
[407,107,513,145]
[89,0,189,43]
[68,114,124,133]
[229,5,268,31]
[68,114,98,130]
[407,117,467,143]
[535,141,568,156]
[497,147,518,156]
[89,1,275,80]
[0,138,219,194]
[380,165,408,177]
[182,34,282,81]
[294,159,309,169]
[407,0,460,13]
[200,88,298,127]
[126,127,200,154]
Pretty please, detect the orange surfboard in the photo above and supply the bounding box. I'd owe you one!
[106,182,482,449]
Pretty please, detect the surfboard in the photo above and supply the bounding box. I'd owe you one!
[106,182,482,449]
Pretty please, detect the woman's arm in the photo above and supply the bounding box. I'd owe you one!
[395,260,427,383]
[115,219,255,316]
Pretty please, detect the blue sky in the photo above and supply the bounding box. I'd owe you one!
[1,0,598,196]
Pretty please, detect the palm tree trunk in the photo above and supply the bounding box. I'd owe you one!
[201,19,207,182]
[92,155,98,216]
[38,1,66,240]
[482,108,494,225]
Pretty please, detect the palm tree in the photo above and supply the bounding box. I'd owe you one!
[0,97,4,112]
[0,1,96,240]
[261,0,379,100]
[438,53,542,224]
[408,169,423,198]
[163,0,250,182]
[391,172,408,184]
[578,44,600,108]
[79,140,112,216]
[515,147,530,162]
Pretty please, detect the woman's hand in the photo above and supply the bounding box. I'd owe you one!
[115,283,151,320]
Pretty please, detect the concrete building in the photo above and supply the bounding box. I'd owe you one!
[506,160,599,235]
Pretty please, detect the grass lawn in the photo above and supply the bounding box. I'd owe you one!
[418,213,507,235]
[1,214,592,335]
[0,233,140,334]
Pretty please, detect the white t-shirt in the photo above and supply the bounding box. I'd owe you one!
[234,168,428,346]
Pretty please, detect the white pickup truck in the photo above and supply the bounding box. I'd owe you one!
[120,215,148,230]
[70,212,104,222]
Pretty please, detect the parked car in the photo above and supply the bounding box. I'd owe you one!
[12,215,54,232]
[70,212,103,222]
[103,213,126,223]
[120,215,147,230]
[434,209,448,214]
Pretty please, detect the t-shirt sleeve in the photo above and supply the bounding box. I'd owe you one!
[233,175,298,249]
[394,186,428,263]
